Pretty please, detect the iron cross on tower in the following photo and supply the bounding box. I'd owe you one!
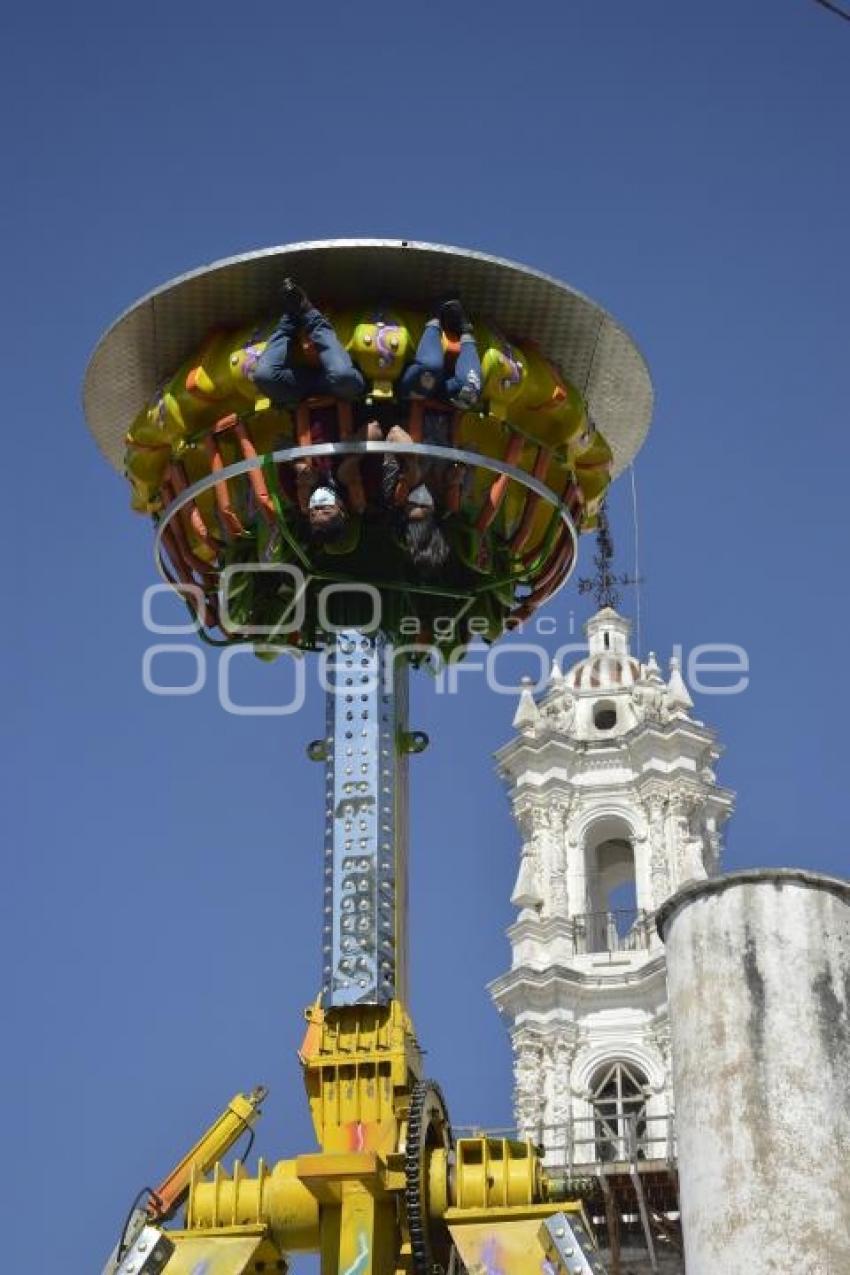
[577,502,642,611]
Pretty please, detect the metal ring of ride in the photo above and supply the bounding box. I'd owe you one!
[154,439,579,623]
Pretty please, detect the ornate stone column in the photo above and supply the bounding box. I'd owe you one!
[644,792,671,911]
[544,1036,576,1169]
[547,800,570,917]
[512,1031,546,1141]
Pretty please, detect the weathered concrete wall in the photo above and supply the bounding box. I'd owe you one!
[657,869,850,1275]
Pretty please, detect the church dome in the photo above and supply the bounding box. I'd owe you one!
[566,652,642,690]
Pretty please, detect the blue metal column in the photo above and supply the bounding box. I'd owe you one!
[321,631,409,1008]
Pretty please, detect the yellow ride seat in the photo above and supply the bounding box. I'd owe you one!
[477,323,527,420]
[510,347,588,453]
[226,326,273,408]
[184,330,243,402]
[573,428,613,507]
[344,308,414,398]
[147,348,227,446]
[125,436,171,512]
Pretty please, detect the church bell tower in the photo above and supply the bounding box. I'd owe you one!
[490,607,734,1189]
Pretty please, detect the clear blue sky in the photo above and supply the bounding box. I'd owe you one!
[5,2,849,1270]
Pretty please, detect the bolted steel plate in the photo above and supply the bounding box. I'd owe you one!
[83,239,653,476]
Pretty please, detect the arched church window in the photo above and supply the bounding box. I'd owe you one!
[589,1059,648,1162]
[593,700,617,731]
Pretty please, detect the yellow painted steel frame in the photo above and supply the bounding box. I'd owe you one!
[299,999,423,1155]
[185,997,423,1275]
[174,1000,599,1275]
[445,1204,600,1275]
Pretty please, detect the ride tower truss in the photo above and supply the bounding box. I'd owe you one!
[85,241,653,1275]
[319,630,409,1010]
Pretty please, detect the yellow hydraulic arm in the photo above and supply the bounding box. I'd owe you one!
[147,1087,267,1221]
[103,1088,268,1275]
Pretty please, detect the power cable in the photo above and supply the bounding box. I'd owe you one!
[812,0,850,21]
[629,464,643,657]
[236,1125,256,1164]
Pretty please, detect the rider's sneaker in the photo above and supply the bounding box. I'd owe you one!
[450,381,481,410]
[280,277,309,317]
[440,298,473,339]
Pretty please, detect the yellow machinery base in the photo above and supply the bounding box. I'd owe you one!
[116,999,605,1275]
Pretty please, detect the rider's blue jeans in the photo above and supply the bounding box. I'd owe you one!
[253,307,365,405]
[398,319,482,405]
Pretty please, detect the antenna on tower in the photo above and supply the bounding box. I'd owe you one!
[577,503,643,611]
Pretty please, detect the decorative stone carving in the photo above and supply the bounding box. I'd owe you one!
[703,813,722,873]
[550,1037,575,1127]
[511,803,553,915]
[514,802,534,844]
[547,823,569,915]
[666,654,694,712]
[512,678,540,734]
[541,690,576,735]
[643,793,671,906]
[633,653,671,724]
[513,1033,545,1139]
[670,792,709,882]
[511,845,543,913]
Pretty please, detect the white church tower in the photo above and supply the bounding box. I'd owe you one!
[490,606,734,1186]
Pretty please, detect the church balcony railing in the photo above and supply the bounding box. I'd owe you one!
[572,908,654,954]
[542,1112,676,1175]
[456,1112,676,1176]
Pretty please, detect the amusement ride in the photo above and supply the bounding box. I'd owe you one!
[83,239,653,1275]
